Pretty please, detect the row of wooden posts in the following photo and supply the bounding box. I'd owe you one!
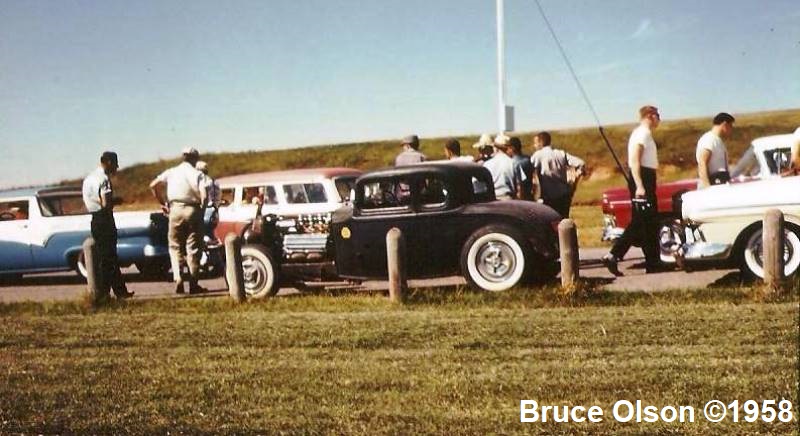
[83,209,791,304]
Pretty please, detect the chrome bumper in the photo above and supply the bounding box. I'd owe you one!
[676,242,731,262]
[601,214,624,241]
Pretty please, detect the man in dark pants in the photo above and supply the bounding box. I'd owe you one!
[81,151,134,298]
[602,106,663,275]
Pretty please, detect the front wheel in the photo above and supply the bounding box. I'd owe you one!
[738,225,800,281]
[241,244,281,298]
[74,252,88,279]
[658,219,684,264]
[460,225,530,292]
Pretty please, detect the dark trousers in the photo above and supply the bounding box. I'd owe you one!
[91,210,127,296]
[610,167,660,267]
[543,195,572,218]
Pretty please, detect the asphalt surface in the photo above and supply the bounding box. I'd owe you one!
[0,248,738,303]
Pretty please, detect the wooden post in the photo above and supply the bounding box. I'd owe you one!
[225,233,246,302]
[762,209,785,292]
[82,237,103,305]
[558,219,579,291]
[386,227,407,303]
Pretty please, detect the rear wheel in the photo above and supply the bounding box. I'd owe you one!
[241,244,281,298]
[460,225,530,292]
[738,224,800,281]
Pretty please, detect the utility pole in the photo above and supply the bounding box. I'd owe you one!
[496,0,513,132]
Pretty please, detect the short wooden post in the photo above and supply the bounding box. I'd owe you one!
[386,228,407,303]
[225,233,246,302]
[82,237,103,305]
[558,219,579,291]
[763,209,785,292]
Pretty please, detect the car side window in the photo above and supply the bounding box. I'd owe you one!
[284,183,328,204]
[0,200,29,221]
[220,188,235,205]
[264,186,279,204]
[764,148,791,175]
[359,179,412,211]
[419,176,449,209]
[472,176,492,202]
[243,186,262,205]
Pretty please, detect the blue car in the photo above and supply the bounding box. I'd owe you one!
[0,186,170,279]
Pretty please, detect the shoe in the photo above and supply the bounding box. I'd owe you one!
[114,290,135,299]
[601,254,623,277]
[174,280,185,294]
[188,283,207,295]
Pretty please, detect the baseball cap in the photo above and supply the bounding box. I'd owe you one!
[493,134,510,147]
[100,151,119,165]
[196,161,208,172]
[182,146,199,156]
[401,135,419,145]
[472,133,493,149]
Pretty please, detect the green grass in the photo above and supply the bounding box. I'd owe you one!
[77,108,799,208]
[1,286,797,434]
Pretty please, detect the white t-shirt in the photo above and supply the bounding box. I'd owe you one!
[82,167,112,213]
[695,130,729,174]
[155,162,204,204]
[627,124,658,169]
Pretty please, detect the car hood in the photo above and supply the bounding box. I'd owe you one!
[682,176,800,220]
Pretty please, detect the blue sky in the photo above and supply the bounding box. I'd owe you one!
[1,0,798,188]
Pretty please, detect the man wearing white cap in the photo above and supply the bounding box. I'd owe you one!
[472,133,495,164]
[482,134,516,200]
[149,147,207,294]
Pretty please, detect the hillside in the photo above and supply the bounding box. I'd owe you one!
[88,108,799,207]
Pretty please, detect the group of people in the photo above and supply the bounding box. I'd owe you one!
[82,147,219,299]
[394,132,586,218]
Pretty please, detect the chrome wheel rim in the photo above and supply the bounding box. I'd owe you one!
[475,241,517,283]
[242,255,267,296]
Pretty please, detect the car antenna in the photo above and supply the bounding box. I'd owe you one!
[534,0,632,186]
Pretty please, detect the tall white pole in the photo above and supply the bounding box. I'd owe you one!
[496,0,506,133]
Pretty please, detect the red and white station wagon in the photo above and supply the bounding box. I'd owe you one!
[215,167,363,241]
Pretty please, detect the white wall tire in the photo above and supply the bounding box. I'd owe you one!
[460,226,527,292]
[241,244,280,298]
[74,252,88,280]
[740,226,800,280]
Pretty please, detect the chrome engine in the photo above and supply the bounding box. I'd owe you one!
[277,214,332,262]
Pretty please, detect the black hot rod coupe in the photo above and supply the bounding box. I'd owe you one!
[239,162,562,296]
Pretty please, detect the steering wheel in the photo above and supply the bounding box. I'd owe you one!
[0,211,16,221]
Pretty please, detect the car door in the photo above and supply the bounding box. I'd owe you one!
[410,175,465,276]
[0,198,34,271]
[337,176,419,278]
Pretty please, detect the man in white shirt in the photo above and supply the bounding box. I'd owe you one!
[443,138,475,163]
[82,151,133,299]
[602,105,663,275]
[696,112,735,188]
[149,147,207,294]
[483,134,516,200]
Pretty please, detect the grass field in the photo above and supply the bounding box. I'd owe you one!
[1,287,797,434]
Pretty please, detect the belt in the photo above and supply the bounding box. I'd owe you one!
[169,200,201,207]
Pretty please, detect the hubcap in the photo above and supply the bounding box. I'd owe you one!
[241,255,267,295]
[476,241,516,283]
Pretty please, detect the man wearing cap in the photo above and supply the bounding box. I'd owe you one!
[482,134,516,200]
[472,133,495,164]
[395,135,427,166]
[82,151,134,299]
[443,138,474,163]
[149,147,207,294]
[530,131,586,217]
[196,161,221,209]
[696,112,735,188]
[602,105,663,275]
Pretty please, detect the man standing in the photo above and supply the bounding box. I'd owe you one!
[394,135,426,166]
[81,151,134,299]
[443,138,474,163]
[696,112,735,188]
[508,137,534,200]
[196,161,221,209]
[530,132,585,215]
[483,134,516,200]
[472,133,495,164]
[602,106,662,275]
[149,147,207,294]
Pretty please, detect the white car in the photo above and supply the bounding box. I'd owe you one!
[678,175,800,279]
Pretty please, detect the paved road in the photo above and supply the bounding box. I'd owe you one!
[0,248,738,303]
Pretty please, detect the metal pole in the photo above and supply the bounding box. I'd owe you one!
[496,0,506,133]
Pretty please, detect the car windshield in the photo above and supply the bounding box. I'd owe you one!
[38,194,88,217]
